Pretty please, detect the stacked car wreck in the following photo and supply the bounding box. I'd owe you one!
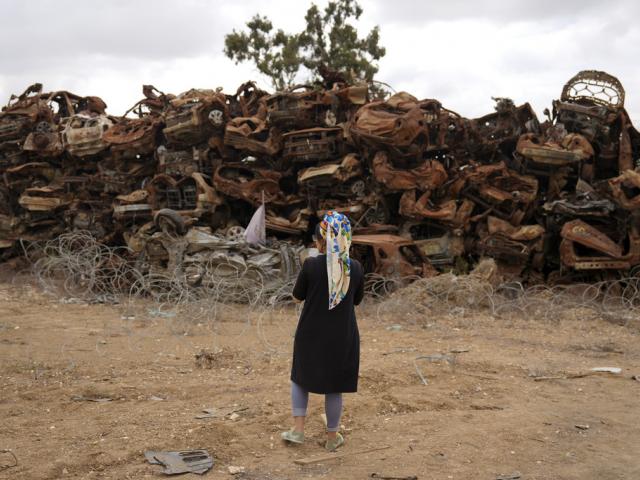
[1,70,639,287]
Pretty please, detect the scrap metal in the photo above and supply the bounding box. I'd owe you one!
[1,69,640,286]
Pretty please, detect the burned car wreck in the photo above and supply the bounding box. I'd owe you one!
[1,69,640,288]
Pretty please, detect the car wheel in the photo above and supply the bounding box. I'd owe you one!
[364,203,389,225]
[225,225,246,242]
[208,109,225,127]
[154,208,187,235]
[350,180,366,197]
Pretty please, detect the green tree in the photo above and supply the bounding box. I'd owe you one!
[224,0,385,91]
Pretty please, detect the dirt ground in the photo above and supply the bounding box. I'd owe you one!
[1,282,639,480]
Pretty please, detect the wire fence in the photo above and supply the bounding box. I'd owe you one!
[11,231,640,334]
[366,272,640,327]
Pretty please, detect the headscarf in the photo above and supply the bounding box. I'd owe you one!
[318,211,352,310]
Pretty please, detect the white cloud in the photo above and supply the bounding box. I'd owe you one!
[0,0,638,124]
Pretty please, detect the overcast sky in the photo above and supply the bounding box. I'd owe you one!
[1,0,639,123]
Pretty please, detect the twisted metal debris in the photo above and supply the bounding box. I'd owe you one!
[1,69,640,291]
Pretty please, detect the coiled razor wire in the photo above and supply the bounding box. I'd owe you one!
[30,232,292,304]
[369,273,640,327]
[32,231,138,303]
[25,232,640,346]
[27,232,305,349]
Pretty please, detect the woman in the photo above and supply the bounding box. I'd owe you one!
[281,211,365,451]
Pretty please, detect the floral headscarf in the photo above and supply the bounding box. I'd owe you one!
[319,211,352,310]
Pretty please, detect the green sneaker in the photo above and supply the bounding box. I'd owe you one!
[325,432,344,451]
[281,429,305,444]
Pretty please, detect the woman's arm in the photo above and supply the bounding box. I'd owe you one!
[353,261,365,306]
[292,259,309,301]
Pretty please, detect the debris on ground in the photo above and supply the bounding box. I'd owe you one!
[293,445,391,465]
[370,474,418,480]
[195,406,248,420]
[194,349,222,369]
[228,465,246,474]
[144,449,214,475]
[70,394,113,403]
[495,473,521,480]
[532,367,623,381]
[590,367,622,374]
[413,353,457,386]
[0,450,18,471]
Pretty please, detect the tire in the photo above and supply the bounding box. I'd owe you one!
[364,203,390,225]
[153,208,186,235]
[350,179,366,197]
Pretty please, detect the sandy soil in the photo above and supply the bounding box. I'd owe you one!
[1,283,639,480]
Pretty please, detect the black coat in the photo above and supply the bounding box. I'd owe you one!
[291,254,364,394]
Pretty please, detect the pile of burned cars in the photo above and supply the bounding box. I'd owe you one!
[1,70,639,285]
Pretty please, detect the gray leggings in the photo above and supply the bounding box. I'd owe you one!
[291,381,343,432]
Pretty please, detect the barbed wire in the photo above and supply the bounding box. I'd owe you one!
[367,272,640,327]
[23,231,305,351]
[11,231,640,355]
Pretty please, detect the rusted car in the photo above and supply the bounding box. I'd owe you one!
[350,92,426,154]
[452,162,538,225]
[0,84,52,146]
[560,219,640,270]
[403,221,466,268]
[351,93,464,159]
[543,179,616,218]
[147,173,213,212]
[61,113,114,157]
[513,130,594,198]
[298,153,364,198]
[468,98,539,161]
[399,192,473,225]
[609,169,640,210]
[282,127,344,164]
[112,189,153,223]
[156,145,218,177]
[552,70,639,179]
[265,86,341,129]
[371,150,448,192]
[3,162,58,195]
[265,206,312,235]
[475,216,545,267]
[18,185,71,212]
[213,163,283,206]
[128,85,174,117]
[103,115,163,159]
[223,114,281,156]
[225,81,270,118]
[22,121,64,157]
[144,172,225,224]
[314,191,392,227]
[163,89,228,146]
[351,233,434,277]
[1,85,107,156]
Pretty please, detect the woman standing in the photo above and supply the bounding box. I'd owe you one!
[282,212,365,451]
